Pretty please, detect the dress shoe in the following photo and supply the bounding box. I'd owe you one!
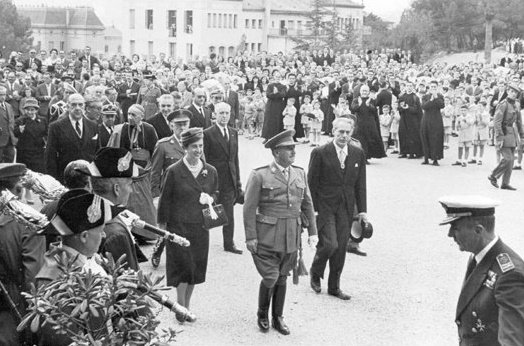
[257,309,270,332]
[487,175,499,188]
[477,160,482,165]
[224,245,243,254]
[452,161,462,166]
[461,162,467,167]
[501,184,517,191]
[310,274,321,293]
[391,150,399,154]
[432,160,439,166]
[328,289,351,301]
[514,165,522,170]
[272,316,290,335]
[408,154,416,159]
[468,159,477,164]
[421,161,429,165]
[185,311,197,322]
[176,312,186,323]
[347,247,367,256]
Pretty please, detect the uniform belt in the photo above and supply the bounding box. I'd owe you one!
[257,210,301,219]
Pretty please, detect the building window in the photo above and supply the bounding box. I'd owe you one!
[258,19,262,29]
[168,10,177,37]
[213,13,217,27]
[186,43,193,60]
[60,41,65,50]
[233,14,237,28]
[184,11,193,33]
[251,43,255,51]
[130,40,136,55]
[219,46,225,56]
[258,43,262,52]
[245,19,249,28]
[252,19,256,28]
[229,14,233,28]
[169,42,176,58]
[209,46,215,54]
[287,20,294,31]
[279,20,286,35]
[228,46,234,56]
[208,13,211,28]
[129,9,135,29]
[148,41,154,56]
[297,20,302,34]
[146,9,153,30]
[218,14,222,28]
[105,45,109,53]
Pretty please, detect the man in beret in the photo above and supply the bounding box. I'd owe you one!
[0,163,45,346]
[149,109,191,267]
[488,83,524,190]
[308,117,367,300]
[204,102,243,255]
[85,147,145,271]
[439,195,524,346]
[45,93,99,182]
[243,129,317,335]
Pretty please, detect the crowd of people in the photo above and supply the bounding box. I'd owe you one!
[0,43,524,345]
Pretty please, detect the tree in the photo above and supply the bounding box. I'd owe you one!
[291,0,332,51]
[362,13,392,50]
[0,0,32,58]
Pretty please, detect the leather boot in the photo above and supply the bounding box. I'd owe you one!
[257,282,271,332]
[271,283,290,335]
[151,237,166,268]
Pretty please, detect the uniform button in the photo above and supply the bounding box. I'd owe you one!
[472,311,477,317]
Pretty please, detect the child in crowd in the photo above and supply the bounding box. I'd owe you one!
[253,89,266,136]
[469,97,490,165]
[390,105,400,154]
[442,96,454,149]
[379,104,393,152]
[237,90,247,134]
[283,98,297,131]
[310,100,324,146]
[333,97,351,118]
[453,103,475,167]
[243,95,256,139]
[300,94,313,143]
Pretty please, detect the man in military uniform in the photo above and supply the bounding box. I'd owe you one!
[149,109,190,267]
[0,163,46,346]
[488,83,524,190]
[243,129,318,335]
[439,195,524,346]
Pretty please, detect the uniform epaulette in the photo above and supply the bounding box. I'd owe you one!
[496,253,515,273]
[291,165,304,171]
[254,165,269,171]
[157,137,172,143]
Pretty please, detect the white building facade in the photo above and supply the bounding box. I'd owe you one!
[122,0,364,60]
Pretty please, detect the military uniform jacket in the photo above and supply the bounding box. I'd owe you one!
[456,239,524,346]
[243,162,317,253]
[150,135,185,197]
[493,99,524,148]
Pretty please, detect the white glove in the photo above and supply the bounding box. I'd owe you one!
[308,235,319,248]
[199,192,213,205]
[358,212,368,223]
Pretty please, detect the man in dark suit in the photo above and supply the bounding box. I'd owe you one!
[223,79,239,128]
[79,46,100,70]
[23,49,42,72]
[35,72,57,118]
[188,87,212,129]
[45,93,99,182]
[0,86,17,162]
[438,195,524,346]
[146,94,173,139]
[203,102,243,254]
[308,117,367,300]
[117,72,140,121]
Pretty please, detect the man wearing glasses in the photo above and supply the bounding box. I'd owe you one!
[45,93,99,182]
[23,49,42,72]
[188,87,212,129]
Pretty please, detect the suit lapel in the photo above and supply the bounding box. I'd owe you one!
[214,125,229,156]
[179,160,204,192]
[456,240,503,318]
[228,127,236,155]
[327,142,344,180]
[344,145,358,181]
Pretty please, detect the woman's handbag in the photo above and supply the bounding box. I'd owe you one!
[202,204,229,229]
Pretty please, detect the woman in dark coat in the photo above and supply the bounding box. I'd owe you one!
[420,81,445,165]
[14,97,48,173]
[398,82,424,158]
[157,127,218,324]
[351,85,386,161]
[261,71,287,140]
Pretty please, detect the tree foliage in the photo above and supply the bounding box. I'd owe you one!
[362,13,392,50]
[0,0,33,57]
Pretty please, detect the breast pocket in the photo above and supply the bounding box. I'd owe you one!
[293,180,305,199]
[261,184,278,200]
[165,155,178,167]
[256,214,278,247]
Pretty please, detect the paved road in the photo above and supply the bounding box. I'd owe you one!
[145,134,524,346]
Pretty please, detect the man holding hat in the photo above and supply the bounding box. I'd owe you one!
[243,129,318,335]
[488,83,524,190]
[0,163,45,346]
[308,117,367,300]
[149,109,191,267]
[84,147,145,271]
[438,195,524,346]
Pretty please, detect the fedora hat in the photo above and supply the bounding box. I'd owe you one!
[349,217,373,243]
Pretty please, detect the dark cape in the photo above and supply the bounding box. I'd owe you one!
[398,92,423,156]
[261,82,287,140]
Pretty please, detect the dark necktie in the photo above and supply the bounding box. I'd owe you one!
[223,128,228,142]
[75,121,82,138]
[465,257,477,279]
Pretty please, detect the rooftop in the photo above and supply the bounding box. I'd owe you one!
[243,0,364,12]
[18,6,105,30]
